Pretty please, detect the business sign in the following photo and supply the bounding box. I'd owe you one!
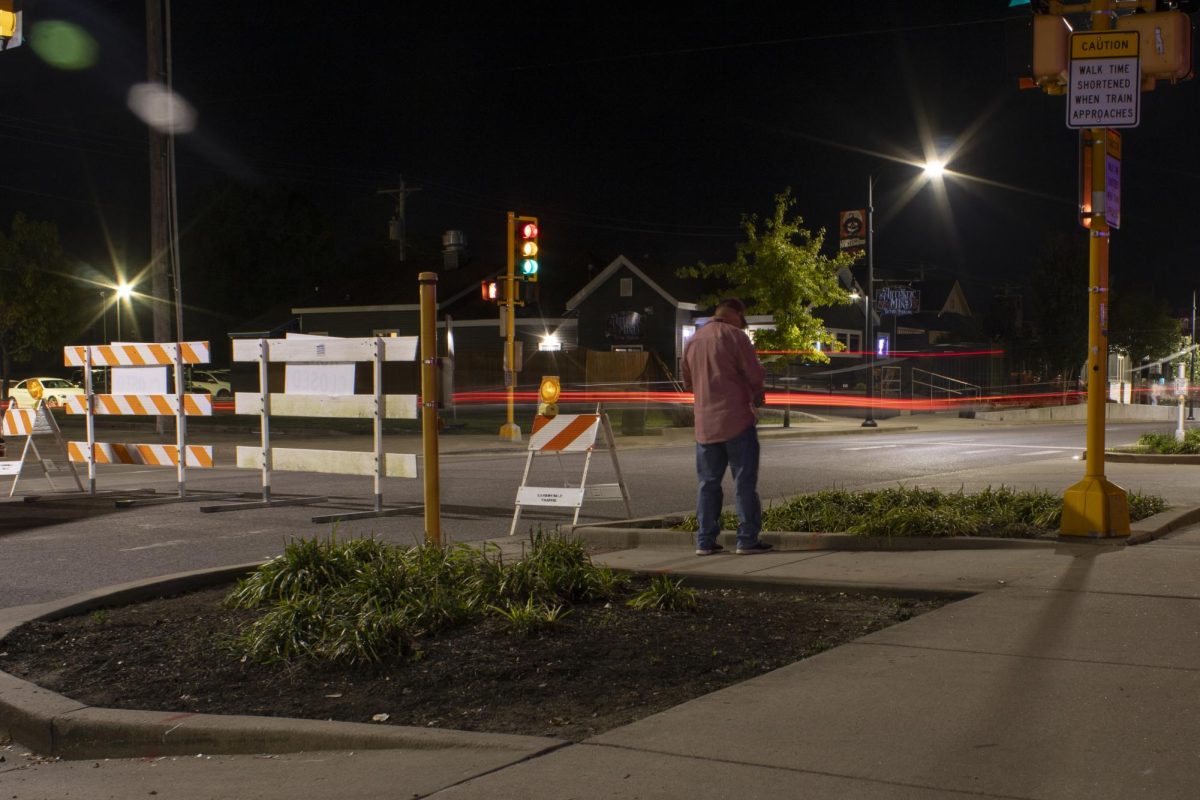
[1067,31,1140,129]
[839,209,866,251]
[875,286,920,316]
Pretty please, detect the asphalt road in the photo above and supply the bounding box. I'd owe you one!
[0,419,1174,610]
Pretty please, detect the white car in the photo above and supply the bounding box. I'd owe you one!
[6,377,87,409]
[187,370,232,398]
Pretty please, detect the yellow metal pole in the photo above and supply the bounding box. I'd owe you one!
[1061,0,1129,537]
[500,211,522,441]
[1061,130,1129,536]
[419,271,442,547]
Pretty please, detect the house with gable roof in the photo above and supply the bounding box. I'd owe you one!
[563,255,701,375]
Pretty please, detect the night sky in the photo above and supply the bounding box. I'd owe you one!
[3,1,1200,318]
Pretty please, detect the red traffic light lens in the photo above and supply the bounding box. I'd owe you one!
[521,223,538,239]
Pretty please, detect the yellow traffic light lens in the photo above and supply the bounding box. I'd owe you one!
[521,241,538,257]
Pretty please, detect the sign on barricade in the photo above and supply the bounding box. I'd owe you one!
[509,406,632,536]
[201,335,421,522]
[63,341,216,502]
[1,396,83,496]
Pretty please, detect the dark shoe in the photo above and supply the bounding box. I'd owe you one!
[695,543,725,556]
[736,541,773,555]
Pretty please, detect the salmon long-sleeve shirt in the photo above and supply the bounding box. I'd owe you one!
[681,318,766,444]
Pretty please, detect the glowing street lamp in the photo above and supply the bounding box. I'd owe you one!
[115,282,133,340]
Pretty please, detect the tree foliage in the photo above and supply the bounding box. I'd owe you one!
[1109,287,1183,364]
[1030,232,1088,380]
[677,190,856,362]
[0,214,78,398]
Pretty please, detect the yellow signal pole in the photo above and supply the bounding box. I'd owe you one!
[500,212,521,442]
[1060,0,1130,537]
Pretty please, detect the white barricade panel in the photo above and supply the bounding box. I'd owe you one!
[2,408,37,436]
[234,393,417,420]
[232,336,417,364]
[65,394,213,416]
[528,414,600,453]
[67,442,214,468]
[236,446,417,478]
[64,342,210,367]
[516,486,586,508]
[0,462,21,476]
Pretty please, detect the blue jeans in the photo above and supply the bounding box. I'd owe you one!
[695,426,762,550]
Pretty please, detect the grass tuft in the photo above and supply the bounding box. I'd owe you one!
[675,485,1168,538]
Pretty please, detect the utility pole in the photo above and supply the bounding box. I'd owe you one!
[378,175,422,262]
[146,0,170,348]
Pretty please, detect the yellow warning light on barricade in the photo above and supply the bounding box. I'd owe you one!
[27,379,43,401]
[538,375,560,418]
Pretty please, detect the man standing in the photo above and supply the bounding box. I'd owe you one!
[681,298,771,555]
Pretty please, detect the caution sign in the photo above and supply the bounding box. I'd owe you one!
[839,209,866,251]
[1067,31,1140,130]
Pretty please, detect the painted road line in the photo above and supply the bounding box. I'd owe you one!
[840,444,901,451]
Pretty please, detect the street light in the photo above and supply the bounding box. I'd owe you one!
[862,160,946,428]
[115,282,133,341]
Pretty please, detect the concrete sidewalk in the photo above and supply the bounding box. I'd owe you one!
[6,517,1200,799]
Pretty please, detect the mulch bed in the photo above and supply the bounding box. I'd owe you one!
[0,580,946,742]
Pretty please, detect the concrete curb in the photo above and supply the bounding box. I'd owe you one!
[1127,505,1200,545]
[1104,451,1200,464]
[0,565,567,761]
[571,526,1063,551]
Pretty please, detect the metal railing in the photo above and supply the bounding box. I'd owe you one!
[910,368,981,411]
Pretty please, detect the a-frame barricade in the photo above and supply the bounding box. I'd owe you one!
[509,405,632,536]
[200,335,421,523]
[62,341,218,504]
[1,399,84,496]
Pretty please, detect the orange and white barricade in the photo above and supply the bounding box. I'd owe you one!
[1,395,84,496]
[509,407,632,536]
[200,335,420,522]
[64,341,215,499]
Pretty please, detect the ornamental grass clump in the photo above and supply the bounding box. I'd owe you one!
[627,575,699,612]
[1132,429,1200,455]
[676,485,1168,538]
[226,530,641,666]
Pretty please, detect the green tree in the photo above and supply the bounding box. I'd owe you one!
[0,215,78,399]
[1109,288,1183,364]
[677,190,856,363]
[1030,232,1088,381]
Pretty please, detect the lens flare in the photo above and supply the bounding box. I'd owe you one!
[127,83,197,134]
[30,20,98,70]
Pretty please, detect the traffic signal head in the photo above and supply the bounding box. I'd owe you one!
[517,217,539,281]
[481,280,500,302]
[537,375,560,418]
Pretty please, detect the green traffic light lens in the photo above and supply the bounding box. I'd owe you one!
[521,258,539,275]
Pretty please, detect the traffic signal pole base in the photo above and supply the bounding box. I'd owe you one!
[1060,476,1130,538]
[499,422,522,443]
[861,418,878,428]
